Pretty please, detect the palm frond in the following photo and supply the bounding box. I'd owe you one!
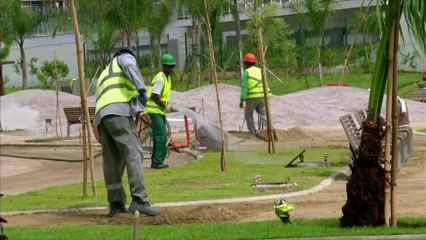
[403,0,426,53]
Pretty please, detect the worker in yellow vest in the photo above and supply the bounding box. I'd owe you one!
[239,53,269,135]
[94,48,158,218]
[69,78,77,93]
[145,53,176,169]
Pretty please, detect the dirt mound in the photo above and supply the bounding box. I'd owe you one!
[2,85,426,136]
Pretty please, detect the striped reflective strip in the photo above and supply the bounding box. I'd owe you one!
[96,83,137,103]
[106,182,124,191]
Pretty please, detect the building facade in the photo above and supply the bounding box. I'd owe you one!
[3,0,423,88]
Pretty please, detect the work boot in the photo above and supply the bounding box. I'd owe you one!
[151,163,169,169]
[108,202,130,218]
[129,201,159,216]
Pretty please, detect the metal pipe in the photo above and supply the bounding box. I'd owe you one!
[133,210,140,240]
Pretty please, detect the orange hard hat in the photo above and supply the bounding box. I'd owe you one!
[244,53,256,63]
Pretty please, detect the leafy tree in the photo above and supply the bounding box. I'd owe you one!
[0,2,14,61]
[143,0,175,78]
[288,0,336,87]
[37,59,69,89]
[0,0,44,89]
[400,51,418,71]
[179,0,229,84]
[77,0,120,68]
[324,48,337,75]
[77,0,147,68]
[350,6,380,62]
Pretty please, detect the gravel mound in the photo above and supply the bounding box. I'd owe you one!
[1,85,426,137]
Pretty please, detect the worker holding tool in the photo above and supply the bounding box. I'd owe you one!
[239,53,269,136]
[94,48,159,217]
[145,53,176,169]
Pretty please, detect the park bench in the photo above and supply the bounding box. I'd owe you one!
[63,107,95,137]
[341,108,412,168]
[339,113,362,154]
[409,88,426,103]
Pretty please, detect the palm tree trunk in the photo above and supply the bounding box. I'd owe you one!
[195,22,201,88]
[156,37,162,69]
[125,29,132,48]
[233,0,243,84]
[18,40,27,89]
[149,35,155,80]
[315,46,323,87]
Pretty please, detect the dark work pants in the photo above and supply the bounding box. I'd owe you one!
[148,113,167,165]
[99,115,149,205]
[245,98,267,135]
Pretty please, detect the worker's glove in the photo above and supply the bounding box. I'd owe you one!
[166,106,178,113]
[239,101,244,109]
[138,90,148,107]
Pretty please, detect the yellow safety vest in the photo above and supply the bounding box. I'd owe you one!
[145,71,171,115]
[70,78,76,92]
[95,57,139,114]
[246,66,269,99]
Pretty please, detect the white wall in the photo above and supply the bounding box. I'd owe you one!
[398,14,426,73]
[3,34,78,88]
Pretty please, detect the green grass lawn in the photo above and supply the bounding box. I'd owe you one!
[172,72,421,99]
[5,72,420,97]
[5,218,426,240]
[2,147,350,212]
[416,128,426,133]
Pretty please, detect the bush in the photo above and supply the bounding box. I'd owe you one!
[37,59,69,89]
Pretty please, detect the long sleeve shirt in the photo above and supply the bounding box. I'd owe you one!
[94,53,147,127]
[240,70,249,101]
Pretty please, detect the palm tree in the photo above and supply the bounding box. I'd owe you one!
[143,0,175,78]
[0,15,13,96]
[288,0,335,87]
[340,0,426,227]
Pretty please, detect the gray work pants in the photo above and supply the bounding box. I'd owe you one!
[99,115,149,205]
[245,98,267,135]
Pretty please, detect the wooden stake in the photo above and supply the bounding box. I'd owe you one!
[70,0,97,197]
[384,18,395,227]
[82,118,88,198]
[390,4,401,227]
[54,52,63,138]
[255,20,275,154]
[203,0,227,171]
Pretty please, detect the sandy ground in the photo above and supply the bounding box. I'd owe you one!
[1,86,426,227]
